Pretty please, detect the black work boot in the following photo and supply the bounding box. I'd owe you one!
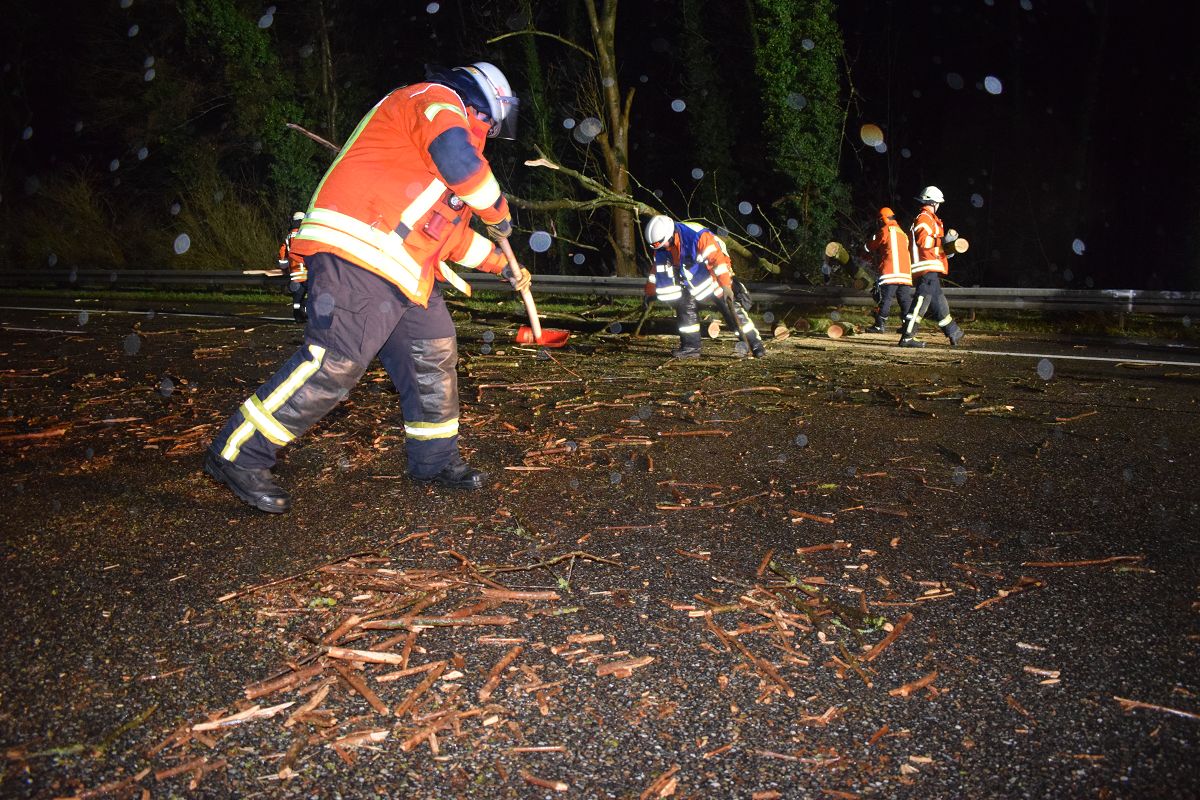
[943,322,964,346]
[415,456,486,490]
[750,342,767,358]
[671,346,702,359]
[898,337,926,349]
[866,317,887,334]
[204,449,291,513]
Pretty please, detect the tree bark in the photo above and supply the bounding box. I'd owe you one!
[584,0,638,276]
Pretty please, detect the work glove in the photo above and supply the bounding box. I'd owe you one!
[501,265,532,293]
[485,216,513,242]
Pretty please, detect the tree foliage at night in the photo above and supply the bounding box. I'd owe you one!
[2,1,1197,289]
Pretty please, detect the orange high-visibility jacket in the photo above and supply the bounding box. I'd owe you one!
[290,82,509,306]
[910,205,948,276]
[278,229,307,283]
[867,219,912,285]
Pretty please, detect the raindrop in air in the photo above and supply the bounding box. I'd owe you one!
[143,56,155,68]
[786,218,798,230]
[257,13,273,28]
[691,167,704,180]
[820,263,831,276]
[562,118,576,129]
[127,24,139,37]
[300,44,314,58]
[77,311,89,326]
[48,253,58,267]
[830,310,841,321]
[1071,238,1086,255]
[1062,268,1074,282]
[970,193,984,208]
[637,405,653,420]
[670,99,686,112]
[529,231,553,253]
[109,159,120,172]
[173,233,191,254]
[75,121,84,133]
[480,344,492,354]
[426,2,440,12]
[737,201,753,215]
[873,142,888,153]
[159,377,175,397]
[1020,0,1033,9]
[123,333,142,355]
[747,223,762,237]
[946,73,964,90]
[984,76,1003,95]
[952,466,968,486]
[578,116,602,139]
[786,93,807,110]
[1183,317,1192,328]
[537,348,550,361]
[762,311,775,325]
[608,322,623,334]
[120,0,133,7]
[482,330,495,343]
[734,341,748,357]
[564,441,578,452]
[801,38,815,50]
[137,147,148,160]
[793,433,809,447]
[859,124,884,147]
[1122,467,1133,482]
[900,148,912,158]
[169,202,180,215]
[572,253,585,265]
[610,472,622,485]
[1036,358,1054,380]
[639,74,648,83]
[22,126,33,141]
[144,68,155,81]
[313,293,335,316]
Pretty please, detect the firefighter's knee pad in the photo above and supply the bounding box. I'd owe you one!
[410,336,459,421]
[270,343,366,435]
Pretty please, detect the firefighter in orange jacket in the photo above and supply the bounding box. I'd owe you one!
[643,215,765,359]
[205,62,527,513]
[279,211,307,323]
[864,207,913,333]
[900,186,963,348]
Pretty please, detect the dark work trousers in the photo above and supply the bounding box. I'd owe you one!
[902,271,960,342]
[675,288,763,352]
[874,282,914,327]
[209,252,461,479]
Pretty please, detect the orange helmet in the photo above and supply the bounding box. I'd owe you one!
[879,207,896,222]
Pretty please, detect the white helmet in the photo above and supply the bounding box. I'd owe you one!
[461,62,519,140]
[644,215,675,248]
[426,62,520,139]
[916,185,945,204]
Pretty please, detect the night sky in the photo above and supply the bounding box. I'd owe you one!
[3,1,1198,290]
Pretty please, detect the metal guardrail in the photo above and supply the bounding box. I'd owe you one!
[2,269,1198,315]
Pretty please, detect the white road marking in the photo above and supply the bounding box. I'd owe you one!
[967,349,1200,369]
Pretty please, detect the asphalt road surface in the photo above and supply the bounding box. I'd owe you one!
[1,302,1197,798]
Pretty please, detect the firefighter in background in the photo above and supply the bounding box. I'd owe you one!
[204,62,528,513]
[864,207,913,333]
[643,215,766,359]
[279,211,308,323]
[900,186,964,348]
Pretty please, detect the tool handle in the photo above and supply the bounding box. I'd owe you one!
[498,238,542,342]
